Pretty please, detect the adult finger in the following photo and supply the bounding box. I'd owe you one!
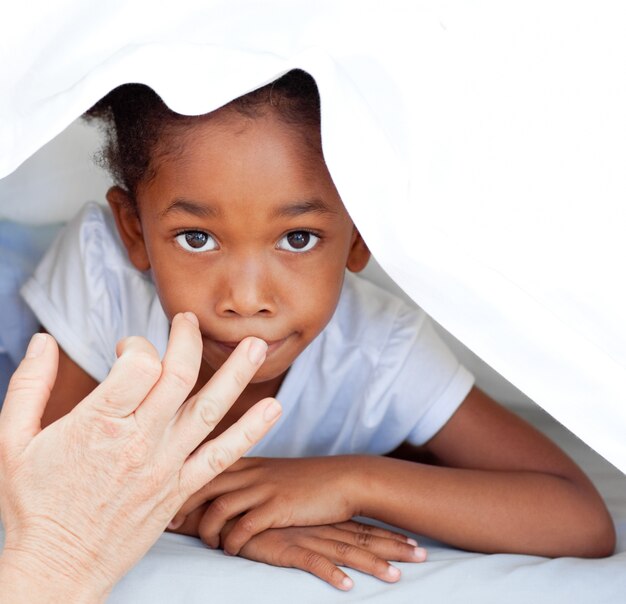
[0,333,58,448]
[178,395,281,502]
[134,312,202,435]
[82,336,162,417]
[168,337,269,459]
[279,545,354,591]
[318,526,427,563]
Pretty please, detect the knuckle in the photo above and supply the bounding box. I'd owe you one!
[125,350,162,382]
[231,367,249,391]
[283,544,302,563]
[92,415,124,438]
[333,541,353,559]
[302,550,326,572]
[240,426,257,448]
[162,360,197,392]
[205,444,234,476]
[355,532,374,548]
[122,433,151,469]
[210,495,232,516]
[7,373,51,399]
[238,515,256,536]
[196,395,222,430]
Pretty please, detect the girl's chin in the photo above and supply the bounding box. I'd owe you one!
[246,364,290,385]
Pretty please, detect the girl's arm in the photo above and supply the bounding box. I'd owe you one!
[359,387,615,558]
[40,346,98,428]
[180,387,615,558]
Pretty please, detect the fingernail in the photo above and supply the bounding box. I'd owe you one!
[387,566,401,579]
[183,311,199,327]
[412,547,427,561]
[406,537,418,546]
[341,577,353,590]
[248,338,267,364]
[263,399,282,422]
[26,333,47,359]
[168,517,183,530]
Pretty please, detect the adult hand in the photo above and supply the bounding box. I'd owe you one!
[0,312,281,602]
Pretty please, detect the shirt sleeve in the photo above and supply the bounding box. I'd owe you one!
[375,304,475,446]
[20,203,127,382]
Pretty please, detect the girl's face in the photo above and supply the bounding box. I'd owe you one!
[108,109,370,384]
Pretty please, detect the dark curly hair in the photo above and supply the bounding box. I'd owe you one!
[84,69,321,201]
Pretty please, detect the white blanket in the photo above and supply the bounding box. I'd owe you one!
[1,1,626,473]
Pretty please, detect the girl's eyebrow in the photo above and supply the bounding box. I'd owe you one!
[159,197,336,219]
[160,198,221,218]
[272,198,336,218]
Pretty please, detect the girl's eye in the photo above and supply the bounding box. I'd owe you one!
[175,231,218,253]
[277,231,320,253]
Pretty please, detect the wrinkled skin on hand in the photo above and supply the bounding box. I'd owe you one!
[0,315,280,600]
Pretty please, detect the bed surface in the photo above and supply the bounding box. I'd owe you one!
[0,403,625,602]
[102,405,626,603]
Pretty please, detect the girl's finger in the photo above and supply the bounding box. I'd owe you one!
[333,520,415,544]
[169,469,255,529]
[0,333,58,448]
[319,526,427,563]
[279,545,354,591]
[168,337,268,459]
[197,488,267,550]
[304,536,403,583]
[134,312,202,435]
[177,396,281,503]
[222,503,289,555]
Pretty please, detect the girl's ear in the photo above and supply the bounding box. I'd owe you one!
[106,187,151,271]
[346,228,371,273]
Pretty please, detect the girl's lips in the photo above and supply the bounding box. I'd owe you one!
[211,336,290,356]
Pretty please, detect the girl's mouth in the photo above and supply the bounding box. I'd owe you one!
[211,335,291,357]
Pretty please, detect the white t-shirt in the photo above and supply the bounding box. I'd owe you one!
[22,203,474,457]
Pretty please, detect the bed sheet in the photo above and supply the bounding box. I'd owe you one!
[4,404,621,603]
[105,405,626,603]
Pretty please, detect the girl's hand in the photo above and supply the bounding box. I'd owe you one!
[223,520,427,591]
[169,456,367,555]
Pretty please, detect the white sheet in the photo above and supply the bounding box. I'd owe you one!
[97,409,626,602]
[1,1,625,473]
[3,405,622,603]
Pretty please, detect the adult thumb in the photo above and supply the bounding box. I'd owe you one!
[0,333,59,448]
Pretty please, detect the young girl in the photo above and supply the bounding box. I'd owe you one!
[21,70,614,591]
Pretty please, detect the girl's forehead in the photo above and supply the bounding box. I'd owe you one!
[163,106,319,154]
[152,111,325,183]
[140,110,343,215]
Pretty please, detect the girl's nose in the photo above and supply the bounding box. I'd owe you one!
[215,261,276,318]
